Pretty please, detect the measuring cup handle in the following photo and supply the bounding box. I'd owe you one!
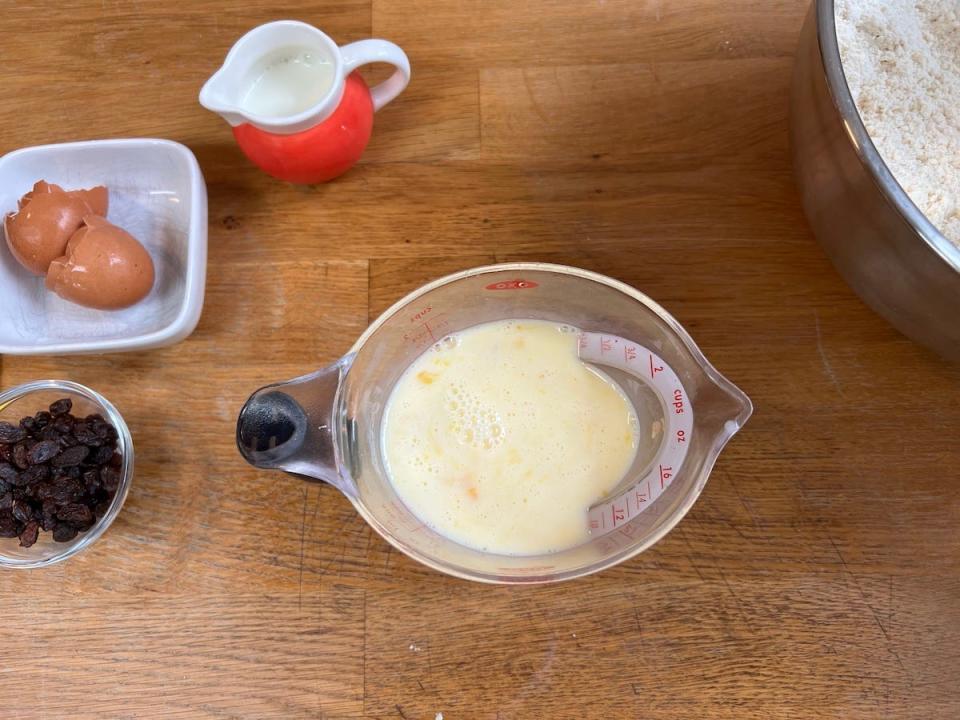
[236,357,357,498]
[339,39,411,112]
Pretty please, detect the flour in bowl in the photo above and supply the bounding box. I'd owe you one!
[835,0,960,247]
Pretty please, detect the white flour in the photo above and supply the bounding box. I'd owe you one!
[835,0,960,247]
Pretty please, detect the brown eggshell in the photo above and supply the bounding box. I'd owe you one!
[4,180,109,275]
[46,215,155,310]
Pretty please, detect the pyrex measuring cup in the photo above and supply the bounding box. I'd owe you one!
[236,264,752,583]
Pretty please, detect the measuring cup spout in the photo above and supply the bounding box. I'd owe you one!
[713,375,754,436]
[236,356,356,497]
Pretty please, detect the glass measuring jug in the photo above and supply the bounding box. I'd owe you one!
[236,264,752,583]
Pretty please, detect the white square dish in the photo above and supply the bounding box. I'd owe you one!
[0,139,207,355]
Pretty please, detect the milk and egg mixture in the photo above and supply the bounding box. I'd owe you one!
[382,319,641,555]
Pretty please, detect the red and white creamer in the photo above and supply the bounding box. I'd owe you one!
[200,21,410,184]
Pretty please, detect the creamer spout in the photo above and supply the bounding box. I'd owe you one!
[199,69,248,126]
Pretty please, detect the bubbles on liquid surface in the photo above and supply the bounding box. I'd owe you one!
[432,334,460,353]
[442,382,506,450]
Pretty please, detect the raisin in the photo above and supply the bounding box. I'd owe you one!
[12,443,29,469]
[0,512,19,538]
[0,444,11,463]
[91,445,114,465]
[73,423,101,446]
[39,426,60,442]
[0,493,12,510]
[58,433,79,449]
[52,523,78,543]
[100,466,121,493]
[0,422,26,444]
[33,411,51,428]
[27,440,61,465]
[6,467,28,487]
[18,520,40,547]
[58,503,94,529]
[83,469,101,494]
[51,445,89,468]
[0,462,19,485]
[49,398,72,416]
[109,451,122,469]
[22,464,50,484]
[11,500,33,524]
[39,500,57,530]
[47,478,74,505]
[19,417,36,433]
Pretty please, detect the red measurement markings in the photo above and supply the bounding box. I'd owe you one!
[649,354,664,379]
[485,279,539,291]
[659,465,672,489]
[676,429,686,443]
[612,505,626,526]
[404,313,452,347]
[590,519,600,530]
[409,306,432,323]
[635,488,647,506]
[672,388,685,414]
[624,345,637,362]
[403,325,432,347]
[600,336,612,354]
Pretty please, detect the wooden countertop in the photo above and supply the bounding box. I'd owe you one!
[2,1,959,717]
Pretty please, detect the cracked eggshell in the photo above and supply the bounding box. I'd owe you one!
[46,215,155,310]
[3,180,109,275]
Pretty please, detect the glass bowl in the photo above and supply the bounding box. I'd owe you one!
[0,380,134,568]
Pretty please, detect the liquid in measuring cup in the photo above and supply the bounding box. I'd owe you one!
[381,319,666,556]
[240,46,335,117]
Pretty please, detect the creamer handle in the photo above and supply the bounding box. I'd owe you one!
[339,39,411,112]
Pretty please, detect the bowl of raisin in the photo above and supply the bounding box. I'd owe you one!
[0,380,133,567]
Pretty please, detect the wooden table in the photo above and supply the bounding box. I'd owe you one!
[2,1,959,717]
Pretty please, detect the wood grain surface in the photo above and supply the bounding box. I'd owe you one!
[1,1,959,718]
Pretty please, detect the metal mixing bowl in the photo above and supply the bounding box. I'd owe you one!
[791,0,960,361]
